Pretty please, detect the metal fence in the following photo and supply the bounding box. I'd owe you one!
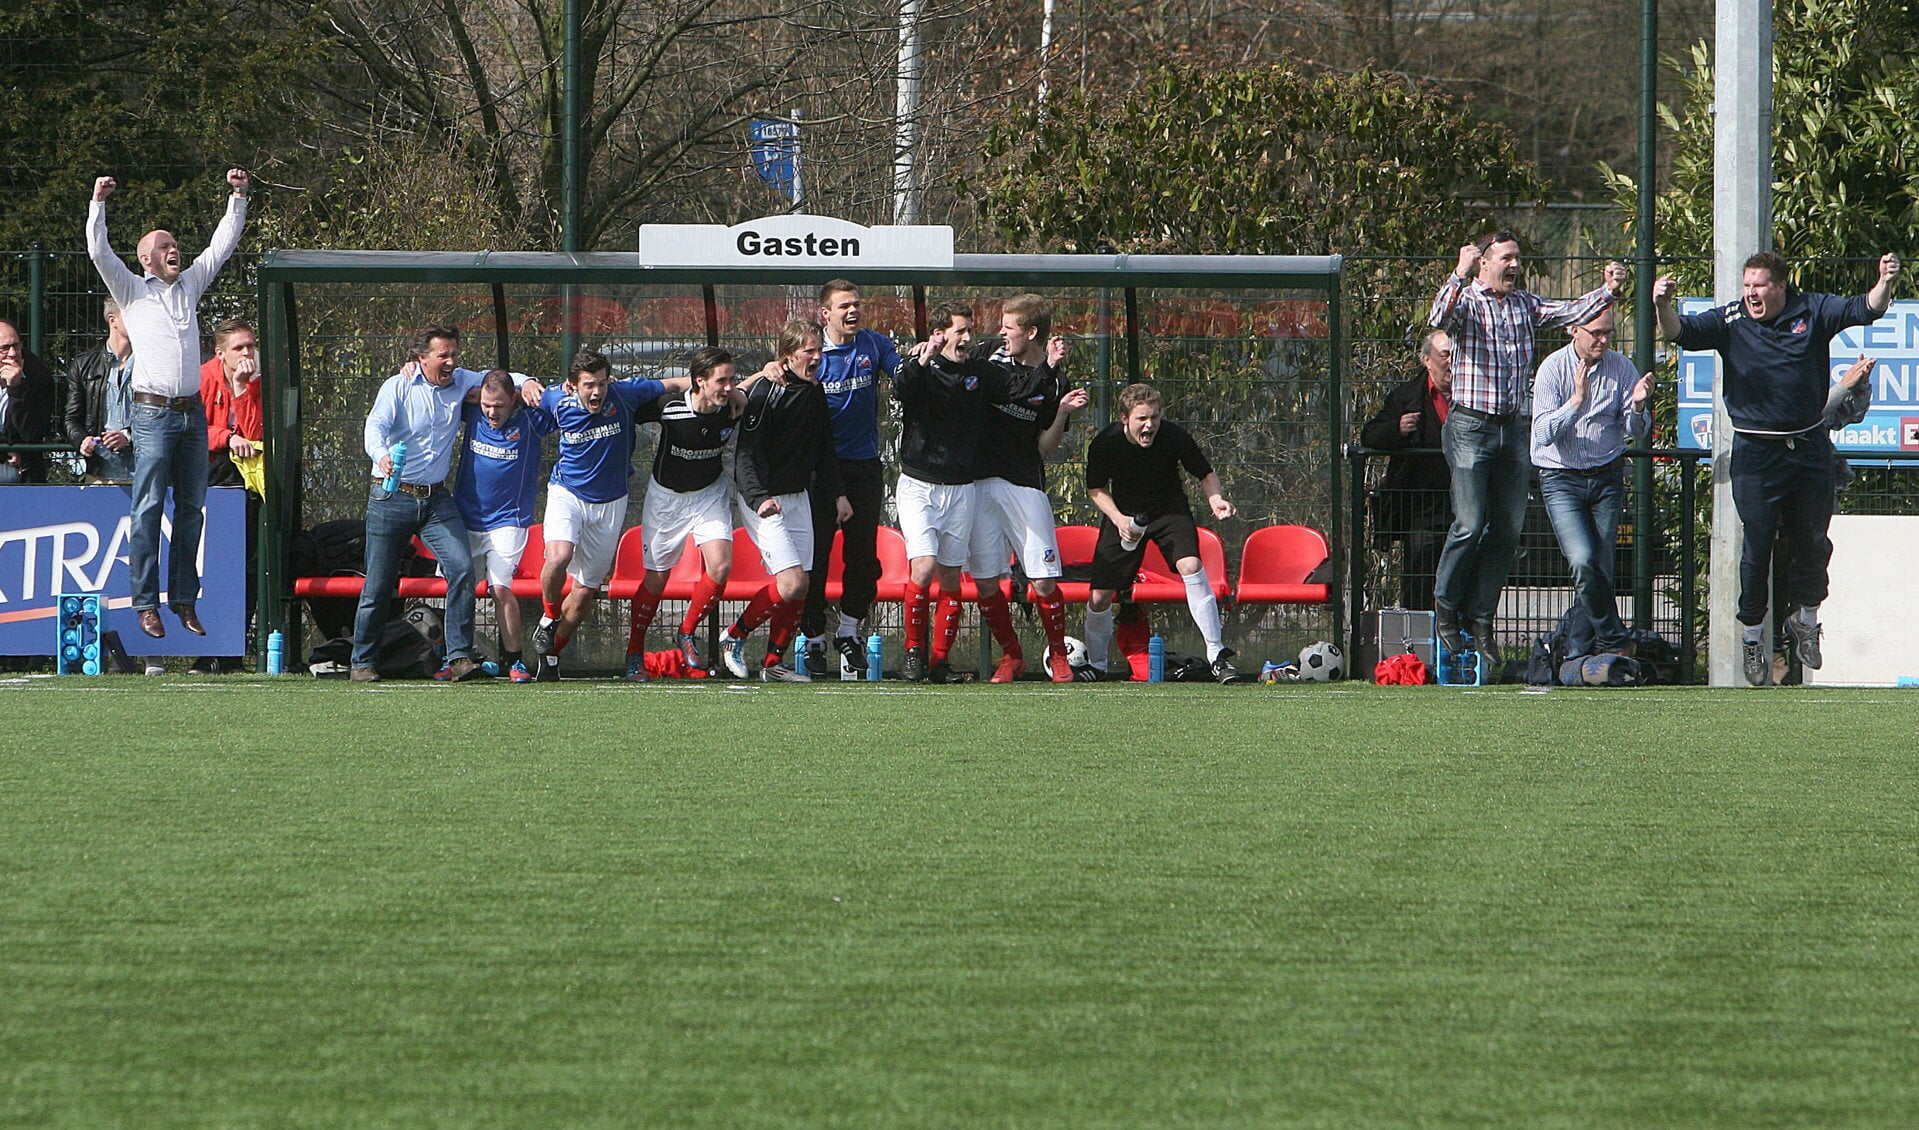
[10,246,1918,679]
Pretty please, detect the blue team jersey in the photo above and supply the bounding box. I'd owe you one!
[543,377,666,503]
[455,401,555,532]
[817,328,900,461]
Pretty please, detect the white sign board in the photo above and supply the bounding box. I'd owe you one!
[640,216,954,269]
[1806,515,1919,686]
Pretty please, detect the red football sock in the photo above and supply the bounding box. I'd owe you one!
[627,590,662,654]
[931,588,962,663]
[678,573,722,636]
[553,634,572,654]
[1036,589,1068,657]
[542,598,562,620]
[766,598,803,659]
[903,582,929,651]
[977,585,1021,658]
[735,583,782,635]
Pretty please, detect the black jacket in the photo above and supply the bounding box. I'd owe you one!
[2,349,58,482]
[1359,372,1453,540]
[735,370,845,511]
[894,350,1045,485]
[65,342,128,478]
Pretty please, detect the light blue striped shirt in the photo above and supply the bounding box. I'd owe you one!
[1530,343,1650,470]
[364,366,508,485]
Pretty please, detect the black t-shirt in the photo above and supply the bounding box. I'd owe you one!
[972,340,1062,490]
[1084,419,1213,518]
[639,390,735,493]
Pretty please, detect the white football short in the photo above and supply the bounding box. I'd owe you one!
[467,525,529,590]
[642,476,733,572]
[737,489,814,575]
[543,482,627,589]
[896,474,973,567]
[966,477,1062,580]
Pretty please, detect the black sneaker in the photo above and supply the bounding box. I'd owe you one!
[1070,663,1104,682]
[803,638,830,678]
[536,655,561,683]
[901,646,927,682]
[927,660,975,685]
[531,617,559,657]
[834,634,867,676]
[1742,636,1768,686]
[1211,648,1245,684]
[1785,614,1823,670]
[1436,608,1468,656]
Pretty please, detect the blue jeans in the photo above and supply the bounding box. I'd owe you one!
[128,401,210,612]
[1434,410,1530,622]
[351,485,476,669]
[1538,466,1629,656]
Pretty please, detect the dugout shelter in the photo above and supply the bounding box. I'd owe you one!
[254,221,1344,667]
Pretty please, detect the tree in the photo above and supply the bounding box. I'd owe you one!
[1603,0,1919,290]
[969,62,1544,258]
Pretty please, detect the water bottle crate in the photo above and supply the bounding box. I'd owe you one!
[54,593,106,676]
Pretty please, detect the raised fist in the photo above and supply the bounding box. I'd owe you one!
[93,176,117,202]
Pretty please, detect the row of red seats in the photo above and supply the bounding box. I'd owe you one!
[292,524,1329,607]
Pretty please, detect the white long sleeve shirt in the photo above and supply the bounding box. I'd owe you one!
[87,195,248,399]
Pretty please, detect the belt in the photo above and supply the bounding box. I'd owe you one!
[1452,404,1519,424]
[1546,456,1627,476]
[376,477,445,498]
[133,392,199,412]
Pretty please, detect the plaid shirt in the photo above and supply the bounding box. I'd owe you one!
[1429,274,1615,416]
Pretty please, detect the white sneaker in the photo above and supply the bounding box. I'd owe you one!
[720,631,749,679]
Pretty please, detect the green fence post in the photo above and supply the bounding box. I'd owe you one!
[26,245,45,358]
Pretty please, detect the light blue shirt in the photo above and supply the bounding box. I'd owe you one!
[363,366,524,485]
[1530,343,1650,471]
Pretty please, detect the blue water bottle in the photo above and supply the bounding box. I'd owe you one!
[866,633,884,682]
[1148,632,1165,682]
[794,632,808,672]
[382,441,407,491]
[266,630,285,675]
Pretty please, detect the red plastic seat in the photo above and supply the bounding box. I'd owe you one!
[722,526,776,601]
[1129,527,1230,602]
[1048,525,1100,603]
[508,522,549,598]
[637,296,724,337]
[872,526,911,602]
[1233,524,1330,605]
[605,526,649,600]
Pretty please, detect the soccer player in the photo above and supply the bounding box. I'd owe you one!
[455,368,555,683]
[721,321,850,682]
[967,294,1087,683]
[1654,251,1901,684]
[893,300,1051,683]
[528,350,685,680]
[802,280,902,678]
[1082,383,1241,683]
[623,347,745,681]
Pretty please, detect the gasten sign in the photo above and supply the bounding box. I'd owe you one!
[640,216,954,269]
[1676,297,1919,453]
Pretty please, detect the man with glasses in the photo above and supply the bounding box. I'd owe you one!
[0,321,57,484]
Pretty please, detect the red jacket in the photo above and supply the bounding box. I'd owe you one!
[200,356,263,453]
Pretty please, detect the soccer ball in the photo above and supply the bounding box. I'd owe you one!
[1043,636,1089,669]
[1298,641,1346,682]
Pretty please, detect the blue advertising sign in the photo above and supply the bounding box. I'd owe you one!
[1676,297,1919,452]
[0,486,246,655]
[750,118,802,205]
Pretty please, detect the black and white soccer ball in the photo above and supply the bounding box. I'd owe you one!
[1043,635,1089,669]
[1298,641,1346,682]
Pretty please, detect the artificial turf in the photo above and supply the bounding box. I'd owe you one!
[2,677,1916,1127]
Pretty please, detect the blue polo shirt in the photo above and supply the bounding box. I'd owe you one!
[817,328,901,461]
[542,377,666,503]
[1676,290,1878,433]
[455,402,555,532]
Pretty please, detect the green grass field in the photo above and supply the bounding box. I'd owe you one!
[4,677,1917,1127]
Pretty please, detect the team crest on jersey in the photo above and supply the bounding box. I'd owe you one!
[503,429,521,442]
[1791,318,1809,335]
[720,427,734,441]
[1043,548,1057,564]
[963,375,979,391]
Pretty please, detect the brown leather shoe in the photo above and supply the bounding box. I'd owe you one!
[350,666,382,683]
[174,607,206,636]
[138,608,165,638]
[444,656,491,682]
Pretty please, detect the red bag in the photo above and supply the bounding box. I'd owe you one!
[1374,653,1430,685]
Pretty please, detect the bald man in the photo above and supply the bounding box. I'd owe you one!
[87,168,250,640]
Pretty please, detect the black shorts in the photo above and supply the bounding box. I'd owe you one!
[1089,511,1201,593]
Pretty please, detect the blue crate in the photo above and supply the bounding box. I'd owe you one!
[54,593,104,676]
